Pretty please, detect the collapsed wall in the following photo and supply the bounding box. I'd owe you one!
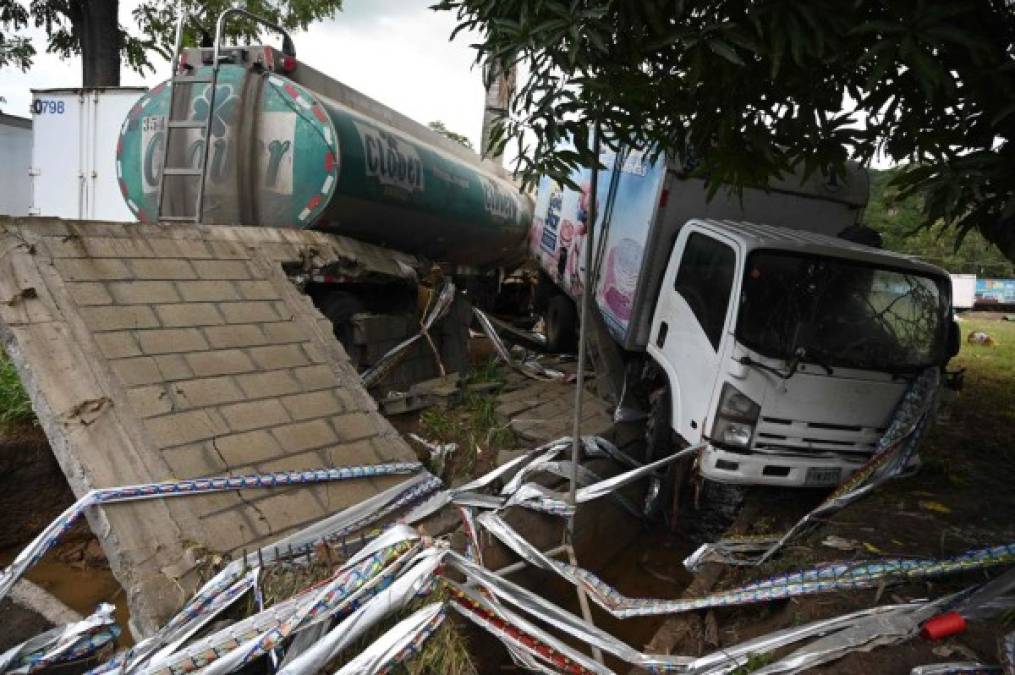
[0,216,420,635]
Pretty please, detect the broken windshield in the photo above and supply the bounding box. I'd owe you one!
[736,250,949,372]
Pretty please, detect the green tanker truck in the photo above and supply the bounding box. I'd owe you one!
[116,9,533,384]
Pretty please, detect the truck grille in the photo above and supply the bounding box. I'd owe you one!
[752,416,884,460]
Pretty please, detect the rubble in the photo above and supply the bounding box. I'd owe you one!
[378,374,461,416]
[2,405,1009,674]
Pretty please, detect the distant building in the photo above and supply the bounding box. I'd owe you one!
[0,113,33,217]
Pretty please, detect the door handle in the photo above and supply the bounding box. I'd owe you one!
[656,321,668,348]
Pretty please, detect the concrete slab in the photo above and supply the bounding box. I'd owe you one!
[498,374,615,444]
[0,217,419,635]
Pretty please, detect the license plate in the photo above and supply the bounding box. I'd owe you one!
[805,467,842,487]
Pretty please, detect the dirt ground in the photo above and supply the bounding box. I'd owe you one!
[0,424,80,549]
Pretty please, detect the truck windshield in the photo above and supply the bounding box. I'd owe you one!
[736,250,949,372]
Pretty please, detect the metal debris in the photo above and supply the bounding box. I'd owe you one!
[361,280,456,388]
[910,664,1000,675]
[5,422,1011,675]
[408,433,458,475]
[478,510,1015,618]
[0,463,422,604]
[332,602,446,674]
[0,603,119,673]
[473,306,566,381]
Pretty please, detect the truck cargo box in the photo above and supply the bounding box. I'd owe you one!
[31,88,146,222]
[531,149,869,350]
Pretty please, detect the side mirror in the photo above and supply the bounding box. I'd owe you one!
[946,319,961,359]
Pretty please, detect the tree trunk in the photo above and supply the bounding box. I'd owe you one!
[75,0,121,87]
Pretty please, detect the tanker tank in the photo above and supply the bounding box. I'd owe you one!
[116,47,532,269]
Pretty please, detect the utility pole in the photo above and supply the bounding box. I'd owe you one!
[480,56,516,165]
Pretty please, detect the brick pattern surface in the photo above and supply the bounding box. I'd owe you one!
[0,217,418,633]
[49,226,417,542]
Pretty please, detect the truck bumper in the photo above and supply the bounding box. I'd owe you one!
[699,444,867,488]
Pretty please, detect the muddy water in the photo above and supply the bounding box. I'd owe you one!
[0,545,134,646]
[502,527,696,672]
[0,424,133,646]
[591,529,697,655]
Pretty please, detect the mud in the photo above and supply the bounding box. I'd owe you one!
[0,424,82,549]
[0,423,132,650]
[1,597,51,651]
[0,542,133,648]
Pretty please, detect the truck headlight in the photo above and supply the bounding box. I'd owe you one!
[712,383,760,451]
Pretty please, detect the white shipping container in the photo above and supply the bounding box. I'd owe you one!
[0,113,33,216]
[950,273,977,310]
[30,87,147,222]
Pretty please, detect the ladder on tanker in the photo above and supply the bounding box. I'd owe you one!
[156,9,216,223]
[157,8,295,223]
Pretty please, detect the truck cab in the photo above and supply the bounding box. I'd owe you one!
[647,219,956,487]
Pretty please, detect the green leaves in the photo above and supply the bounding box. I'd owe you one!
[707,38,743,66]
[438,0,1015,263]
[0,1,346,81]
[428,120,474,150]
[0,0,33,71]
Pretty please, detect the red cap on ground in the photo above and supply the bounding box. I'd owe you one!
[921,611,967,640]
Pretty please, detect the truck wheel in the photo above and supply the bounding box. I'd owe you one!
[545,294,578,353]
[319,291,364,368]
[646,385,744,538]
[645,387,676,462]
[646,386,693,527]
[687,478,746,545]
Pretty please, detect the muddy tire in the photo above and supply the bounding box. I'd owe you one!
[319,290,364,368]
[645,386,695,526]
[646,385,745,538]
[545,294,578,353]
[687,478,746,545]
[645,387,677,462]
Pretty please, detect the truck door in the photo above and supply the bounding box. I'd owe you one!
[647,228,740,442]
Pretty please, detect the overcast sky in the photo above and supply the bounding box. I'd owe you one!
[0,0,488,147]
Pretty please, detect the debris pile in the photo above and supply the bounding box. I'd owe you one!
[2,418,1013,673]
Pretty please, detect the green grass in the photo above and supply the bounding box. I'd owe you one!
[919,315,1015,482]
[419,390,514,481]
[469,357,505,386]
[418,359,514,481]
[0,354,35,426]
[732,652,776,674]
[952,315,1015,380]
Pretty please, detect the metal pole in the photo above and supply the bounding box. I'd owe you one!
[569,124,602,513]
[567,544,605,664]
[489,545,569,579]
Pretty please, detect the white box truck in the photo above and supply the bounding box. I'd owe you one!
[950,274,977,311]
[30,87,146,222]
[0,113,33,216]
[531,149,959,489]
